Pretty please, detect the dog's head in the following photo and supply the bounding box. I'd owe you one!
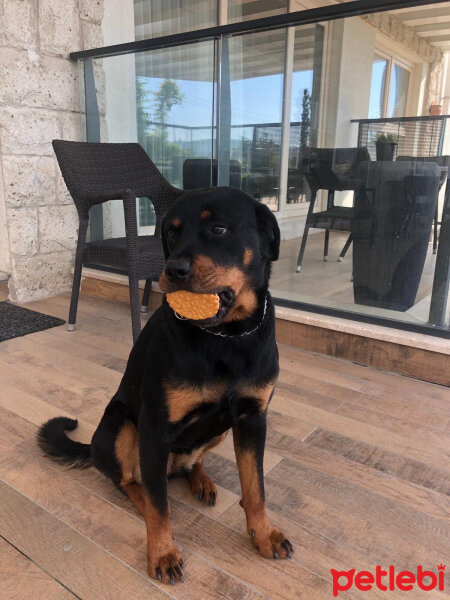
[159,187,280,326]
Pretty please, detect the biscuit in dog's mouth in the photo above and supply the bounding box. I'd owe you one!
[166,289,234,322]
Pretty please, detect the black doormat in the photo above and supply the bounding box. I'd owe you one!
[0,301,65,342]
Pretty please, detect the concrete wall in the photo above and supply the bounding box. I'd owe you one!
[0,0,104,302]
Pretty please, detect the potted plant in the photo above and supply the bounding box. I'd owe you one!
[375,132,397,161]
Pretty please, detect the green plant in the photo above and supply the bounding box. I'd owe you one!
[375,132,398,144]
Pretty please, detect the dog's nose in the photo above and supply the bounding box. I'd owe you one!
[165,259,192,282]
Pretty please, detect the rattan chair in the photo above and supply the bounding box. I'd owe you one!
[53,140,184,342]
[296,147,370,272]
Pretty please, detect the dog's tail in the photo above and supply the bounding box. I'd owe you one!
[37,417,92,468]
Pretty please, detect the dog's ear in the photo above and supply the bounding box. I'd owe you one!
[254,201,280,261]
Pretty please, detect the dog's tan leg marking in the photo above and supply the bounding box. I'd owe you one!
[239,382,275,412]
[234,446,292,559]
[184,432,226,504]
[233,384,293,560]
[186,461,218,505]
[115,422,183,583]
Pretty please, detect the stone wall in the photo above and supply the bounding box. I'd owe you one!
[0,0,104,302]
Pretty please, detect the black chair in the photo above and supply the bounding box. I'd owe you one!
[183,158,241,190]
[396,155,450,254]
[52,140,184,342]
[296,147,370,272]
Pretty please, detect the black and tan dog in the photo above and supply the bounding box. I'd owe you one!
[38,187,294,584]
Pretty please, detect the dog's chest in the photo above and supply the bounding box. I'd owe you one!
[167,381,274,455]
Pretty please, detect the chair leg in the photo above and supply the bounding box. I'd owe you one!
[296,226,310,272]
[141,278,152,313]
[338,233,353,262]
[323,229,330,262]
[433,202,439,254]
[68,218,88,331]
[128,274,141,343]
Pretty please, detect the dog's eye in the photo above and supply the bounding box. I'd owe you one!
[211,225,227,236]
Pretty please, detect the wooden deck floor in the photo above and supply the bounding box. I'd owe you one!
[1,293,449,599]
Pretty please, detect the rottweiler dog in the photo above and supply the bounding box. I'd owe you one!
[38,187,294,585]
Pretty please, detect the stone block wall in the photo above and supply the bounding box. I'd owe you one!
[0,0,104,302]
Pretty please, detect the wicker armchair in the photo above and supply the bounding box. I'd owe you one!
[52,140,184,342]
[296,147,370,272]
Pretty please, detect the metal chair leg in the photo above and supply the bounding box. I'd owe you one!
[141,278,152,313]
[296,226,310,272]
[433,202,439,254]
[128,274,141,343]
[68,218,88,331]
[338,233,353,262]
[323,229,329,262]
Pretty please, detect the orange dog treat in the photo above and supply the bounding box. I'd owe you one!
[166,290,220,320]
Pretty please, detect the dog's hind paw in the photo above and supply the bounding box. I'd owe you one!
[186,463,218,506]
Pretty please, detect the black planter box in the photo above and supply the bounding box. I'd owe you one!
[352,161,440,311]
[375,142,397,161]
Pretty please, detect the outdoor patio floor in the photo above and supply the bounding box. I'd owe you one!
[1,293,449,599]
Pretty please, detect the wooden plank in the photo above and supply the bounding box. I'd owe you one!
[0,383,94,443]
[279,354,368,392]
[270,393,447,469]
[0,450,274,600]
[335,402,450,451]
[275,319,450,387]
[0,347,111,406]
[81,276,163,312]
[0,537,76,600]
[266,458,450,556]
[1,337,122,389]
[30,332,128,374]
[0,406,37,452]
[40,326,131,360]
[217,501,441,600]
[218,493,447,599]
[0,360,101,417]
[264,429,450,520]
[0,481,173,600]
[279,343,450,402]
[267,409,317,441]
[306,428,450,496]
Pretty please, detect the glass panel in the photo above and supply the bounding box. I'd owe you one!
[80,2,450,333]
[219,29,286,210]
[288,25,324,204]
[88,39,216,237]
[368,54,388,119]
[388,63,410,118]
[134,0,217,39]
[228,0,288,23]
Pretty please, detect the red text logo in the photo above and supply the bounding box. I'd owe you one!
[331,565,445,596]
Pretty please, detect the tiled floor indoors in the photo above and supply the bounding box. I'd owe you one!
[1,293,449,599]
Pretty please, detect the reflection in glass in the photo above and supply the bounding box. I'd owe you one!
[368,55,388,118]
[134,0,217,39]
[135,42,215,228]
[223,30,286,210]
[288,25,324,204]
[228,0,287,23]
[388,64,410,118]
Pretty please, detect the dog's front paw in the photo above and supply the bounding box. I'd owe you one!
[148,545,184,584]
[250,527,294,560]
